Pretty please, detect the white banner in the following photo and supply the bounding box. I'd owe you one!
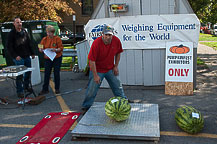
[165,42,193,82]
[85,14,200,49]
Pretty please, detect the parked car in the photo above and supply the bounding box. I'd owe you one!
[59,27,85,45]
[213,24,217,36]
[60,33,85,45]
[200,27,212,34]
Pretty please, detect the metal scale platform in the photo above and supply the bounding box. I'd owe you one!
[72,102,160,141]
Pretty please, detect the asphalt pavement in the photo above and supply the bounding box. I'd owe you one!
[1,43,217,144]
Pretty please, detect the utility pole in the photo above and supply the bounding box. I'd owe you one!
[73,15,76,46]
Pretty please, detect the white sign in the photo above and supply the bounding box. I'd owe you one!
[192,112,199,119]
[43,48,56,61]
[85,14,200,49]
[111,99,119,103]
[73,15,76,21]
[165,42,193,82]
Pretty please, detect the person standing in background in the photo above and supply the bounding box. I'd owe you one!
[38,25,63,95]
[7,17,35,98]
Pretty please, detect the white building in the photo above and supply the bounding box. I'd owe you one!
[76,0,199,88]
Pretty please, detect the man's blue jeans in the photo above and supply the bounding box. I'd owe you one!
[42,56,62,91]
[13,57,31,94]
[82,70,126,109]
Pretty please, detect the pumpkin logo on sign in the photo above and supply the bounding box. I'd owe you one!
[169,44,190,54]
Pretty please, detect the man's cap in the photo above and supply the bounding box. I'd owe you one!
[102,24,114,35]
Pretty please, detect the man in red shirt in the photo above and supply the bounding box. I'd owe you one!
[82,24,127,111]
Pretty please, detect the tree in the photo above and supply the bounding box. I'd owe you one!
[188,0,217,24]
[0,0,81,23]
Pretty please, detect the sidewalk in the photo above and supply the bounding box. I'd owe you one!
[196,43,217,95]
[197,43,217,55]
[197,43,217,72]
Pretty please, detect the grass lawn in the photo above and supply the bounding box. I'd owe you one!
[197,57,208,69]
[199,33,217,49]
[200,42,217,50]
[197,57,206,65]
[199,33,217,41]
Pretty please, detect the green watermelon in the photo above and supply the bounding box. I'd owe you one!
[175,105,204,134]
[105,97,131,122]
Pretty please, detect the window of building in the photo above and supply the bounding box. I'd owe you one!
[82,0,93,16]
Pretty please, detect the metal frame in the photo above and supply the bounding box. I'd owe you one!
[72,102,160,141]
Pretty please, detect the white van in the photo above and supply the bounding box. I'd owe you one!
[213,24,217,36]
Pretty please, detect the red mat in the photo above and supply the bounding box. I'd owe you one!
[17,112,80,144]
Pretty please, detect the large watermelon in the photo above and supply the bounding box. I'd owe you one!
[105,97,131,122]
[175,105,204,134]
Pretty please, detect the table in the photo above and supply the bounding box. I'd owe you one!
[0,68,36,108]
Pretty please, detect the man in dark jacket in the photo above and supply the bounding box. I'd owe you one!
[7,17,35,98]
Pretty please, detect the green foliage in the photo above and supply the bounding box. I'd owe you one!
[188,0,217,24]
[197,58,206,65]
[197,58,208,69]
[0,0,81,23]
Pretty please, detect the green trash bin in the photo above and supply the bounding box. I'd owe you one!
[1,22,14,66]
[0,30,6,66]
[0,20,60,67]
